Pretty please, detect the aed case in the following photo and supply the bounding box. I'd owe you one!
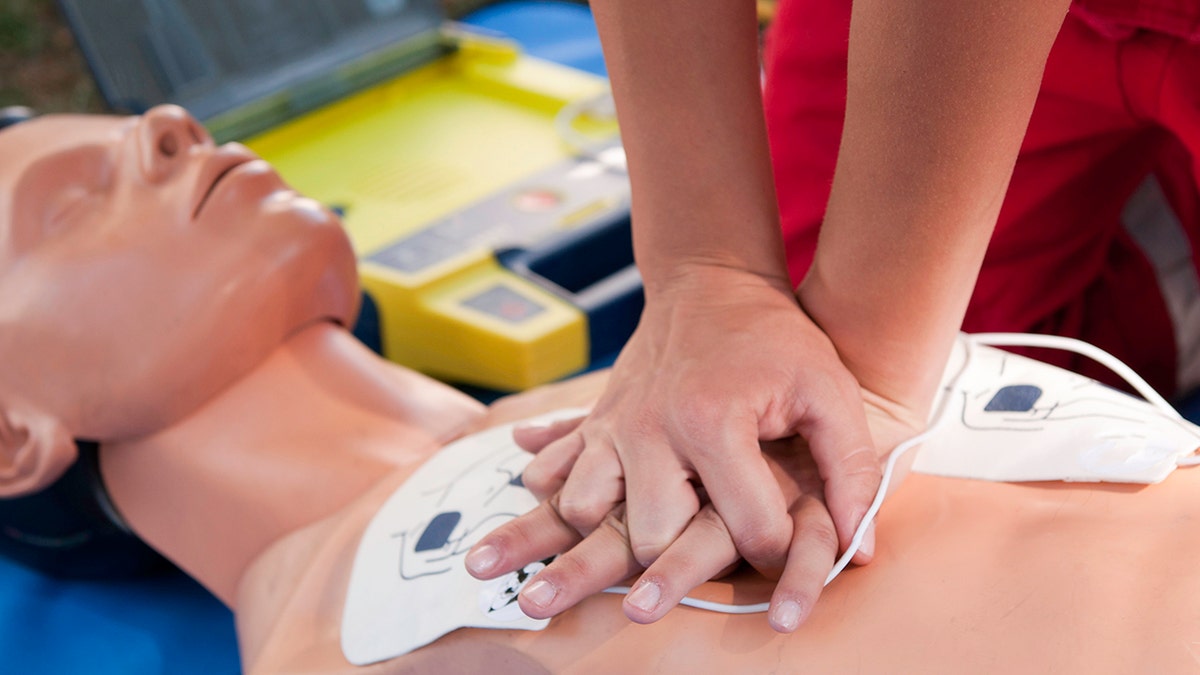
[58,0,641,390]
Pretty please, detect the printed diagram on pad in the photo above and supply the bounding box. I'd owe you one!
[342,415,594,666]
[912,339,1200,484]
[392,447,531,581]
[480,557,556,621]
[961,357,1154,433]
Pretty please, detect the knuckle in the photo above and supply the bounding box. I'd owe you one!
[629,529,675,568]
[597,507,631,542]
[795,516,840,553]
[550,549,600,583]
[668,400,742,455]
[513,422,575,452]
[498,509,548,549]
[631,541,668,568]
[734,521,791,563]
[691,507,732,539]
[557,495,609,533]
[520,460,562,497]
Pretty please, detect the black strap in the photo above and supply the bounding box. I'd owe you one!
[0,441,167,578]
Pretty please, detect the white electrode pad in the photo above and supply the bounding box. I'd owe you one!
[912,337,1200,484]
[341,409,587,666]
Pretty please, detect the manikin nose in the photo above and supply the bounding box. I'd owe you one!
[138,104,212,181]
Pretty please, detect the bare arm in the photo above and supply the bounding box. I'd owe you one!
[472,0,1074,633]
[804,0,1072,422]
[474,0,882,633]
[594,0,785,286]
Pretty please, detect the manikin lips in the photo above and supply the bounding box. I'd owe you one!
[193,158,253,218]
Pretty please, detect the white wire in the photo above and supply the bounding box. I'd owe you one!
[967,333,1180,417]
[595,339,977,615]
[600,585,770,614]
[593,416,959,614]
[596,332,1198,615]
[969,333,1200,462]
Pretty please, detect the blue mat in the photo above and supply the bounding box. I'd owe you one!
[0,4,605,673]
[0,556,239,674]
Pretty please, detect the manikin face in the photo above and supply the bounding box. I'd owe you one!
[0,105,359,440]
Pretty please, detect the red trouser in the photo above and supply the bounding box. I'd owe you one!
[764,1,1200,395]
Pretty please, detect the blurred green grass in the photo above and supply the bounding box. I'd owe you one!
[0,0,50,103]
[0,0,43,53]
[0,0,103,112]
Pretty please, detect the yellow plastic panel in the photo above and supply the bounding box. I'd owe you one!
[361,258,588,391]
[246,51,609,255]
[241,47,610,390]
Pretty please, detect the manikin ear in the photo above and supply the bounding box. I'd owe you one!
[0,404,77,498]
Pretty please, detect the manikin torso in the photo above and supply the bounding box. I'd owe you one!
[237,459,1200,674]
[96,328,1200,674]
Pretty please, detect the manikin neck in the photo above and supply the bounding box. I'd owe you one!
[98,323,487,606]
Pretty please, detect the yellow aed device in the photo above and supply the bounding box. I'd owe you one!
[59,0,641,391]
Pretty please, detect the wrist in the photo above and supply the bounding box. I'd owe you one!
[640,255,793,302]
[797,272,945,422]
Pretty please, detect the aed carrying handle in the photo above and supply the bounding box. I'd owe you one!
[499,212,643,364]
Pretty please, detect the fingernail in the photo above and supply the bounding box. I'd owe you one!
[465,544,499,576]
[859,522,876,558]
[770,600,803,632]
[515,419,554,432]
[626,580,662,614]
[522,579,557,608]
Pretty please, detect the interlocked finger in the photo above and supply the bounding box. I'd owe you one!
[622,503,740,624]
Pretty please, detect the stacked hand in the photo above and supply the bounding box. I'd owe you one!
[467,265,912,632]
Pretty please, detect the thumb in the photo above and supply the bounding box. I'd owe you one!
[801,396,882,561]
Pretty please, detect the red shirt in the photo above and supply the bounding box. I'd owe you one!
[1072,0,1200,40]
[765,0,1200,395]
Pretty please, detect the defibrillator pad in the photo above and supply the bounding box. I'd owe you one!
[341,409,587,666]
[912,336,1200,484]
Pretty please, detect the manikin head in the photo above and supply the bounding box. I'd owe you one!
[0,105,360,496]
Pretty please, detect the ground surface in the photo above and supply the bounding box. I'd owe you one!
[0,0,102,113]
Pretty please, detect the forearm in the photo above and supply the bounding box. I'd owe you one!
[800,0,1071,417]
[591,0,788,294]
